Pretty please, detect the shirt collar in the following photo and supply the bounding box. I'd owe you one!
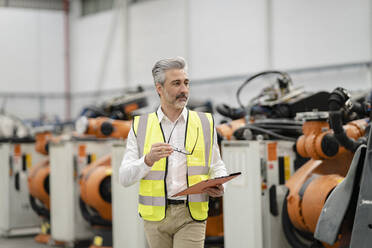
[157,106,188,123]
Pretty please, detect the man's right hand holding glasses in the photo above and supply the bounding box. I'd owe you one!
[144,143,174,167]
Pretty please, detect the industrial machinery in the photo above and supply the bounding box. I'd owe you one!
[219,83,372,248]
[80,154,112,248]
[0,112,30,139]
[69,90,147,247]
[111,140,149,248]
[222,140,296,248]
[215,71,369,248]
[214,71,311,247]
[233,70,329,120]
[27,130,59,244]
[283,113,367,247]
[76,117,131,248]
[75,116,131,139]
[0,137,44,237]
[49,136,115,247]
[215,76,322,237]
[315,117,372,247]
[205,197,224,246]
[282,87,371,248]
[216,70,330,143]
[79,86,148,120]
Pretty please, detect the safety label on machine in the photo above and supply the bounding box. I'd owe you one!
[267,142,277,161]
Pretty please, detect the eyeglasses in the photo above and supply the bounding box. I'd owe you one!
[166,122,199,155]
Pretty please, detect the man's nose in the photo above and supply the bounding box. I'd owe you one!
[180,83,189,93]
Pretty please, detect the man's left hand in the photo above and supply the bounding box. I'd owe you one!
[203,184,224,197]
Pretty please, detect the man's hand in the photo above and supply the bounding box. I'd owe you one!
[144,143,173,167]
[203,184,224,197]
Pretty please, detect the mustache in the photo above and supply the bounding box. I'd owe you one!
[176,93,188,99]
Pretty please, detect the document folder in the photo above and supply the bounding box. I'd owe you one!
[172,172,241,197]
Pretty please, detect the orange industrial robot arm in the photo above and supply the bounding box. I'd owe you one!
[28,131,58,244]
[216,118,246,141]
[284,110,368,248]
[75,116,131,139]
[79,154,112,222]
[76,117,131,227]
[29,132,54,213]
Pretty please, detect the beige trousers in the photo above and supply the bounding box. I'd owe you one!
[144,203,206,248]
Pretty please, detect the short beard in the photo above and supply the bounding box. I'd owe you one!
[174,93,188,109]
[164,90,188,109]
[174,98,188,109]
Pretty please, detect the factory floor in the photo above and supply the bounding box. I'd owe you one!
[0,236,224,248]
[0,236,94,248]
[0,236,45,248]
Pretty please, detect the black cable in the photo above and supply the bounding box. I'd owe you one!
[328,88,367,152]
[81,105,109,118]
[29,195,50,220]
[236,70,292,109]
[79,197,112,227]
[282,192,314,248]
[234,124,297,141]
[329,111,365,152]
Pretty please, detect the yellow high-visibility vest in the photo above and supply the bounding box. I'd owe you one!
[133,110,214,221]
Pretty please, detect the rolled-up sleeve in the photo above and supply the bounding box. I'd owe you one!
[119,127,151,187]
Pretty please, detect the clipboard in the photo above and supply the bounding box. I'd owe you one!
[172,172,242,197]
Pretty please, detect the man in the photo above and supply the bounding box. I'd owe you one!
[119,57,227,248]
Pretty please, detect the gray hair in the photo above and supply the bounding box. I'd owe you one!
[152,57,187,85]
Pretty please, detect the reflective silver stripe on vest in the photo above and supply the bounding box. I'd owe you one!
[188,166,209,176]
[189,193,208,203]
[197,112,211,167]
[136,115,149,157]
[143,170,165,180]
[139,195,165,206]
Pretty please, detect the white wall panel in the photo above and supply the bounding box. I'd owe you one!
[0,8,64,93]
[71,10,124,93]
[0,1,371,121]
[128,0,187,86]
[290,66,371,92]
[39,12,65,93]
[272,0,371,69]
[189,0,268,80]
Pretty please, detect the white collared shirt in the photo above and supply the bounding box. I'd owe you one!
[119,107,227,199]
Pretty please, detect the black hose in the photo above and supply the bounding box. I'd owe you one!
[234,124,297,141]
[29,195,50,220]
[328,88,366,152]
[351,102,365,116]
[328,87,348,111]
[236,71,292,109]
[81,105,109,118]
[282,193,312,248]
[329,111,364,152]
[79,197,112,227]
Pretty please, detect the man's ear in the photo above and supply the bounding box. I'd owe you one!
[155,82,162,97]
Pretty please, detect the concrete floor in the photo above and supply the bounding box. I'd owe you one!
[0,236,224,248]
[0,236,94,248]
[0,236,46,248]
